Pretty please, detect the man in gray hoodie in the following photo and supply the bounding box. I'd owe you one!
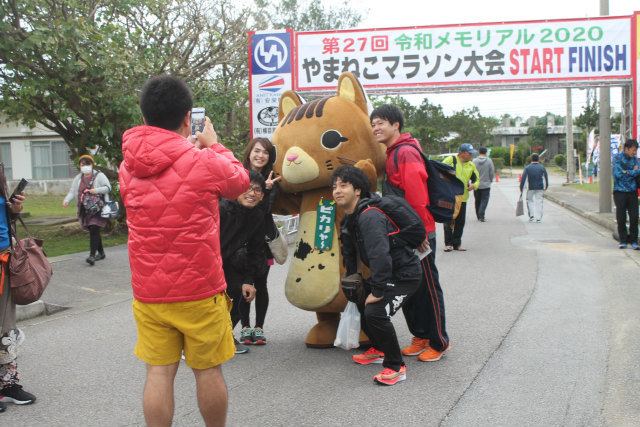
[472,147,495,222]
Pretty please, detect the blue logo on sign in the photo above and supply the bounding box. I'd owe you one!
[251,33,291,74]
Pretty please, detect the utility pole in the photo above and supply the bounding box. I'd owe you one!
[598,0,612,213]
[566,88,575,182]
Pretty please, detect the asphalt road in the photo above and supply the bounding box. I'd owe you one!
[7,175,640,427]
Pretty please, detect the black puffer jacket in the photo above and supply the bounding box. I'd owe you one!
[219,198,266,284]
[340,193,421,298]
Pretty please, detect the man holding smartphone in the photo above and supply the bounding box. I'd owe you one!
[120,76,249,427]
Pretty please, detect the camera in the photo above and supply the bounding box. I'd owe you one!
[191,107,205,137]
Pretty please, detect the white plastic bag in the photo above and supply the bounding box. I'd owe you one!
[334,302,361,350]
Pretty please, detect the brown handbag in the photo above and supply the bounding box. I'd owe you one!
[9,216,53,305]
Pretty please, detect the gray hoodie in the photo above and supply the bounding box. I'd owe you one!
[473,156,495,189]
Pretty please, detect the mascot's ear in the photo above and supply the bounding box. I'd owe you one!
[337,72,368,116]
[279,90,305,122]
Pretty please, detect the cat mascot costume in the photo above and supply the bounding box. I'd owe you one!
[272,72,386,347]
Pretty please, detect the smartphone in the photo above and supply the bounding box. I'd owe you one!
[9,178,28,203]
[191,107,205,137]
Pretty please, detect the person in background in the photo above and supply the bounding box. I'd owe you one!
[472,147,495,222]
[63,155,111,265]
[0,165,36,412]
[239,138,281,346]
[120,75,249,427]
[219,171,267,354]
[612,138,640,249]
[519,153,549,223]
[442,144,479,251]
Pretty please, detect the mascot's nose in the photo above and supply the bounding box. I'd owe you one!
[287,154,298,162]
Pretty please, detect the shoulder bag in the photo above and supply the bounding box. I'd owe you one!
[81,173,104,215]
[9,216,53,305]
[266,222,288,265]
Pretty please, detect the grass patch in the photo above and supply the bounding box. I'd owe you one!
[563,182,599,193]
[18,194,128,258]
[22,194,76,219]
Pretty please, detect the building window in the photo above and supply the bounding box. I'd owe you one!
[0,142,12,180]
[31,140,70,179]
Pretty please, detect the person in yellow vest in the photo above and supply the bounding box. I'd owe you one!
[443,144,479,251]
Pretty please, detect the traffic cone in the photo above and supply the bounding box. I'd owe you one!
[518,174,521,182]
[589,175,593,183]
[495,173,499,182]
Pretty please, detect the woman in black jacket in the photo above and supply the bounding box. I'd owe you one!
[239,138,281,346]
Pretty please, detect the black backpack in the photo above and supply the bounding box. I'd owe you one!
[359,194,426,249]
[387,144,465,223]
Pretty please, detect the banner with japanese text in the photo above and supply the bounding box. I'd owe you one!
[249,30,294,139]
[295,16,632,91]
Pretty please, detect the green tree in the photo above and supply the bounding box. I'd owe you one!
[256,0,363,31]
[0,0,251,175]
[0,0,363,174]
[446,106,498,151]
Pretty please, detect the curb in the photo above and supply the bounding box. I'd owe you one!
[544,193,615,232]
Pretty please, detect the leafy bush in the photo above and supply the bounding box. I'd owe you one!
[554,154,566,169]
[492,157,505,172]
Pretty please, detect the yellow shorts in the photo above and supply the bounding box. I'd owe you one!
[132,292,235,370]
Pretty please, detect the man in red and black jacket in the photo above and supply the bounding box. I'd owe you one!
[370,103,450,362]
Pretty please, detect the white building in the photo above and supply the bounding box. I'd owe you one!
[0,115,76,194]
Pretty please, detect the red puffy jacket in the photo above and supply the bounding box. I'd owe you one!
[119,126,249,303]
[385,133,435,233]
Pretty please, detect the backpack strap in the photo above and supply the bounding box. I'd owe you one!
[361,206,401,238]
[392,143,425,169]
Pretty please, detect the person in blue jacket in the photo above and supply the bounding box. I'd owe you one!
[520,153,549,223]
[612,139,640,249]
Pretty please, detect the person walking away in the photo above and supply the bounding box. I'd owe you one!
[62,155,111,265]
[519,153,549,223]
[219,171,267,354]
[473,147,495,222]
[239,138,282,345]
[0,168,36,412]
[612,138,640,249]
[333,166,421,386]
[119,75,249,427]
[370,103,450,362]
[442,144,479,251]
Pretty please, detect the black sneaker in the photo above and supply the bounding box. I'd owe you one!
[86,256,95,266]
[233,338,249,354]
[253,327,267,345]
[240,327,254,345]
[94,252,106,261]
[0,384,36,405]
[0,400,5,412]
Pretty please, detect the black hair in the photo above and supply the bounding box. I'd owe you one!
[370,104,404,132]
[624,139,639,150]
[531,153,539,162]
[330,166,370,197]
[479,147,487,155]
[139,76,193,131]
[249,169,266,192]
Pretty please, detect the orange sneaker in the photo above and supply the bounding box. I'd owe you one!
[352,347,384,365]
[373,365,407,386]
[418,343,450,362]
[401,337,430,356]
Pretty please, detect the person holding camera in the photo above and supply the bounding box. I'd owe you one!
[0,165,36,412]
[119,76,249,427]
[332,166,422,386]
[62,155,111,265]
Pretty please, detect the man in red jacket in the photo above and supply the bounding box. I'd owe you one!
[120,76,249,427]
[370,104,450,362]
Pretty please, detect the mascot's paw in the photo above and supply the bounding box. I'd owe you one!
[305,313,340,348]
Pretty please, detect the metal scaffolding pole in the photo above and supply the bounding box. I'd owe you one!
[599,0,612,213]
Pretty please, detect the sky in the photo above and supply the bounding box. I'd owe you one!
[325,0,639,120]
